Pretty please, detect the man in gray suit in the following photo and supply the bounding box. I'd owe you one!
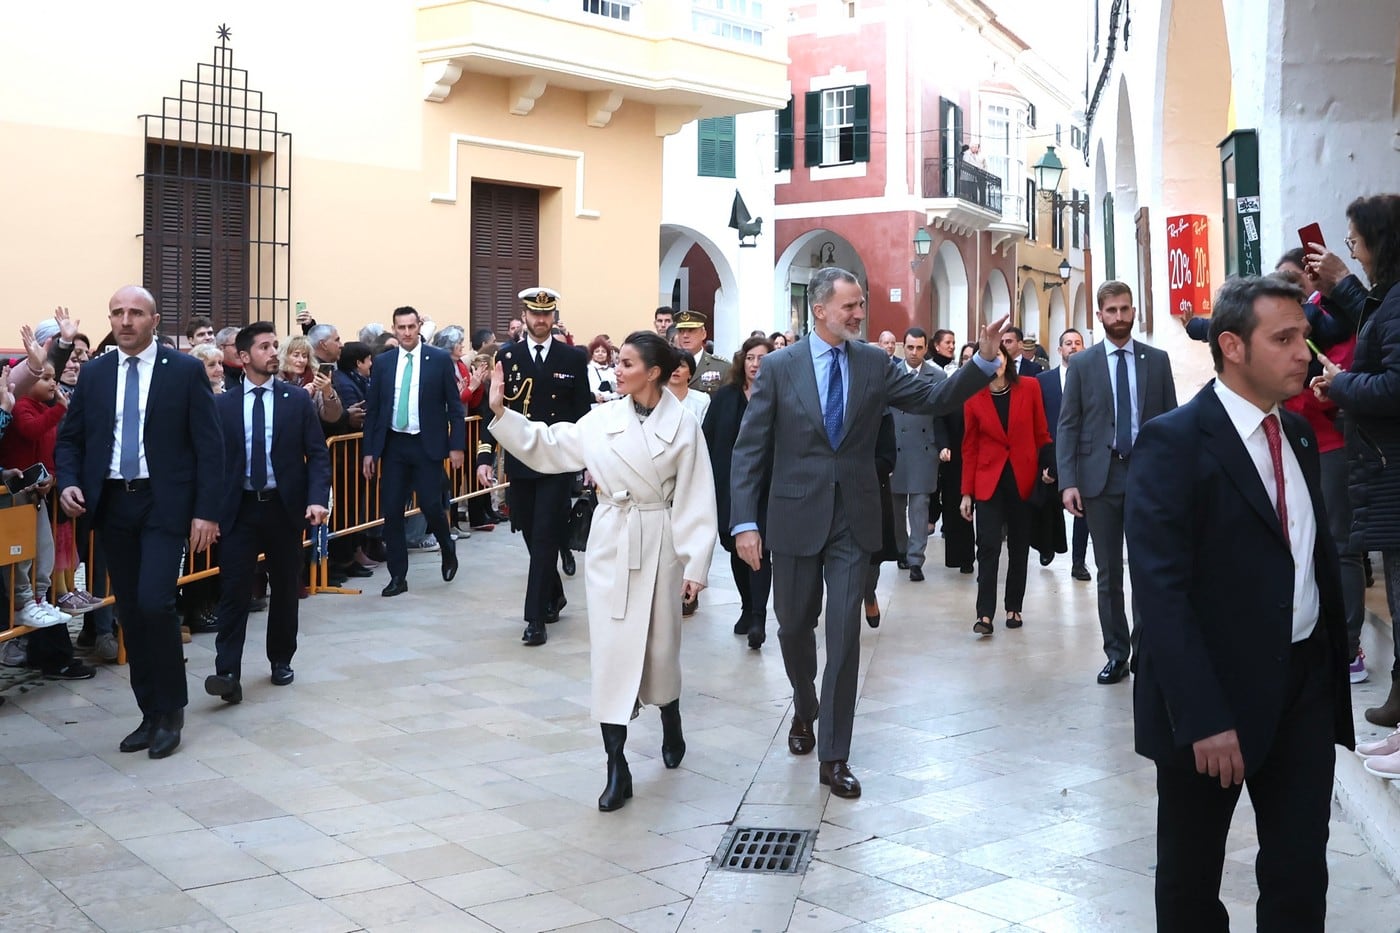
[1057,281,1178,685]
[731,267,1007,798]
[890,328,949,581]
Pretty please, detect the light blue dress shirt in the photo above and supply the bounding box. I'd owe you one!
[1105,339,1140,445]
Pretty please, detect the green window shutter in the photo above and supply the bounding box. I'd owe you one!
[698,116,735,178]
[803,90,822,166]
[776,97,794,171]
[852,84,871,163]
[1103,192,1116,279]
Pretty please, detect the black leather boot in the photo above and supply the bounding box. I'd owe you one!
[598,724,632,811]
[659,699,685,769]
[1365,678,1400,728]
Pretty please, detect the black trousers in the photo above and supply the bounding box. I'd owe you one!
[1154,630,1335,932]
[973,466,1031,619]
[729,548,772,622]
[379,431,455,580]
[940,459,975,568]
[97,485,188,714]
[508,473,570,623]
[213,493,303,680]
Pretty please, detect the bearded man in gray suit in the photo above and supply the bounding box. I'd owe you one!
[730,267,1008,798]
[1057,281,1178,686]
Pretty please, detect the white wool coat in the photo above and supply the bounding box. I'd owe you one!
[489,389,717,724]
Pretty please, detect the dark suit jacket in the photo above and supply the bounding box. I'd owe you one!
[1015,357,1043,378]
[56,345,223,536]
[1037,367,1065,439]
[1056,339,1177,497]
[215,380,332,534]
[961,377,1052,501]
[730,338,992,557]
[477,338,590,479]
[1126,384,1354,775]
[362,343,465,460]
[702,383,762,550]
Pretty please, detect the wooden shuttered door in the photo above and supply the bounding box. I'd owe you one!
[470,182,540,338]
[142,143,250,338]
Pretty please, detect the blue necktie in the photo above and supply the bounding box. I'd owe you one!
[824,346,844,449]
[120,357,141,480]
[250,386,268,490]
[1114,348,1133,456]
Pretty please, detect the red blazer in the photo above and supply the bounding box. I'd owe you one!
[961,377,1052,501]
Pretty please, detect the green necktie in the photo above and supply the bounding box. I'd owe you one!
[394,351,414,431]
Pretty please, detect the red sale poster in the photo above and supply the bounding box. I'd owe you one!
[1166,214,1212,317]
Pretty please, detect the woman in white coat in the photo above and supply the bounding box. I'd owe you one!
[488,331,717,811]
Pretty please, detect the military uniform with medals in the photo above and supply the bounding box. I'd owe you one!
[674,310,730,395]
[477,288,592,645]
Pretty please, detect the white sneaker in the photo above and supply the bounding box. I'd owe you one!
[1363,748,1400,779]
[408,536,440,552]
[37,602,69,627]
[16,602,64,628]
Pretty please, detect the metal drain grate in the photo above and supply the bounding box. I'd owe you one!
[714,827,814,874]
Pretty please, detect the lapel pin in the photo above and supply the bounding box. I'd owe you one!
[161,358,168,365]
[1301,437,1310,448]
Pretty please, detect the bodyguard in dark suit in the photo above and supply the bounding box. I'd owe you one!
[1057,282,1178,684]
[56,285,223,759]
[1002,327,1042,377]
[476,288,591,646]
[730,267,1006,798]
[1035,328,1089,579]
[361,306,465,596]
[1126,277,1353,932]
[204,323,331,704]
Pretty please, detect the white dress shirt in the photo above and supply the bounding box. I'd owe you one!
[108,341,159,479]
[525,335,554,367]
[243,379,277,490]
[390,343,423,434]
[1214,379,1319,642]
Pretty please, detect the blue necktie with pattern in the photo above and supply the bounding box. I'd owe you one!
[824,346,844,449]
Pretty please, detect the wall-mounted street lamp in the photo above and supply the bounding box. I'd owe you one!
[1019,258,1074,292]
[1033,145,1090,216]
[913,227,932,257]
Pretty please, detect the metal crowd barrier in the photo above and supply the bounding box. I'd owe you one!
[1,416,506,652]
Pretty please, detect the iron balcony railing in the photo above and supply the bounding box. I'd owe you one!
[922,157,1004,214]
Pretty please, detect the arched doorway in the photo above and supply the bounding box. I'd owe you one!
[1160,0,1230,299]
[931,240,968,333]
[1072,283,1089,333]
[1113,76,1141,331]
[659,224,739,352]
[774,230,869,338]
[1019,279,1041,337]
[982,269,1011,331]
[1048,286,1068,345]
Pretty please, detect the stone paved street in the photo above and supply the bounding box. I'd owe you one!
[0,525,1397,931]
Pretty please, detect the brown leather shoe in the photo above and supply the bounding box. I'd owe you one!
[819,759,861,798]
[787,713,815,755]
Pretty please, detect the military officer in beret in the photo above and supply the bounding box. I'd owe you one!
[477,287,592,646]
[674,310,730,395]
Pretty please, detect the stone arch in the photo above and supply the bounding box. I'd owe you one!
[774,229,869,337]
[982,268,1011,323]
[1159,0,1230,299]
[660,224,740,351]
[930,240,968,333]
[1019,279,1041,335]
[1047,286,1068,346]
[1072,283,1089,332]
[1113,75,1141,321]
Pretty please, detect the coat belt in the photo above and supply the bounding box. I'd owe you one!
[598,491,672,620]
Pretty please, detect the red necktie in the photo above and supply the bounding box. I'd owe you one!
[1262,414,1289,546]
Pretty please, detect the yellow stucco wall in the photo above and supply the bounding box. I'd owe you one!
[0,3,669,350]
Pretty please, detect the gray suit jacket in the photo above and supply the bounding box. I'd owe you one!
[730,338,991,556]
[890,362,948,494]
[1056,339,1177,498]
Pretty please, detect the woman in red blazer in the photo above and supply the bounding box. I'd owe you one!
[959,344,1054,635]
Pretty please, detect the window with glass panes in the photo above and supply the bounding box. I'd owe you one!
[822,87,855,165]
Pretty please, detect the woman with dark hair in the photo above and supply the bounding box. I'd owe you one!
[960,343,1053,635]
[487,331,717,810]
[702,336,773,647]
[1312,193,1400,729]
[769,331,788,349]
